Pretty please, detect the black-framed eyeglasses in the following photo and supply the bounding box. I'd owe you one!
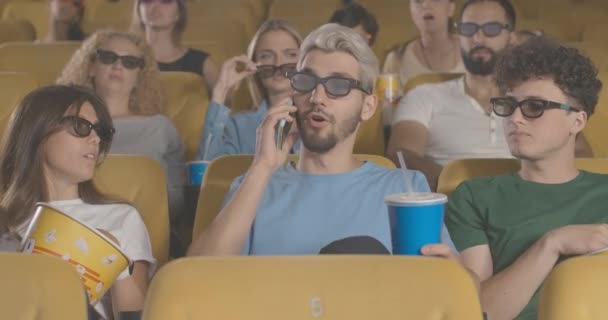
[61,116,115,144]
[457,22,511,37]
[95,49,145,70]
[256,63,297,79]
[490,97,582,119]
[290,72,370,98]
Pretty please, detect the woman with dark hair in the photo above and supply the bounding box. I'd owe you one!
[0,85,155,319]
[383,0,464,85]
[131,0,219,91]
[40,0,86,42]
[57,30,186,226]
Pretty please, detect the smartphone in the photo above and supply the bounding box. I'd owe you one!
[276,98,295,150]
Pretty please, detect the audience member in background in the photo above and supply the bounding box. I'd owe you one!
[447,37,605,320]
[57,30,186,227]
[131,0,219,91]
[383,0,464,86]
[387,0,593,191]
[188,23,454,256]
[196,19,302,161]
[329,3,379,46]
[0,85,155,319]
[387,0,515,190]
[39,0,86,43]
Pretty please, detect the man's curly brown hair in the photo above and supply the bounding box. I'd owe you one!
[495,36,602,118]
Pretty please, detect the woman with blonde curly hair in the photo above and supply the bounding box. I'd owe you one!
[57,30,186,226]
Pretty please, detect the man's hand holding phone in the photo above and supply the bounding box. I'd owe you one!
[251,98,298,174]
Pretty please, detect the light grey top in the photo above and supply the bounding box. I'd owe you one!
[110,114,186,220]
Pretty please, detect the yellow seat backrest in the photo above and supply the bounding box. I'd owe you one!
[0,71,38,135]
[93,155,170,267]
[267,0,342,36]
[0,18,35,44]
[189,2,260,38]
[538,253,608,320]
[87,0,134,25]
[581,22,608,44]
[183,20,250,58]
[1,1,48,38]
[437,158,608,196]
[82,18,130,35]
[159,72,209,161]
[519,19,584,42]
[355,100,385,155]
[142,255,483,320]
[0,253,88,320]
[0,41,81,85]
[192,154,396,239]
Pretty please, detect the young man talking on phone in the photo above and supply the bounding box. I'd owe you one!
[188,24,455,256]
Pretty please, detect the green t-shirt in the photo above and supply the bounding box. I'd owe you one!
[446,170,608,320]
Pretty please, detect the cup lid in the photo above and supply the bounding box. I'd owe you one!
[384,192,447,207]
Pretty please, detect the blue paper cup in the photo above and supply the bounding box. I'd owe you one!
[385,192,447,255]
[187,161,209,186]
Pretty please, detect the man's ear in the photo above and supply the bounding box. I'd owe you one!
[571,110,588,135]
[360,93,377,121]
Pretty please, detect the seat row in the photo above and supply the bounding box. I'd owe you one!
[1,250,606,320]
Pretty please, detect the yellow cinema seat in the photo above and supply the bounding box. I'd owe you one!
[538,253,608,320]
[0,71,38,135]
[159,72,209,161]
[0,253,88,320]
[142,255,483,320]
[94,155,170,267]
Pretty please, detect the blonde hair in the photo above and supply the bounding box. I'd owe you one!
[57,30,165,115]
[246,19,302,107]
[299,23,379,93]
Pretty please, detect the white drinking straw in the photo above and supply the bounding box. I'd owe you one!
[397,151,414,193]
[201,134,212,161]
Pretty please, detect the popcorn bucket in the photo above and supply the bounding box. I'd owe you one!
[19,203,132,305]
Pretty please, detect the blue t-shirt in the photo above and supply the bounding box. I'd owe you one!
[225,161,455,255]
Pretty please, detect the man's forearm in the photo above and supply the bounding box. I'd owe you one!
[187,166,272,256]
[480,236,559,319]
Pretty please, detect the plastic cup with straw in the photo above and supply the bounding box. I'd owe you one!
[385,151,447,255]
[187,134,212,185]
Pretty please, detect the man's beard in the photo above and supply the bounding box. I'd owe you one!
[462,46,500,76]
[295,105,362,153]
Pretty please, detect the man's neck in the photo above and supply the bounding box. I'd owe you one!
[464,72,499,113]
[519,147,579,184]
[296,136,361,175]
